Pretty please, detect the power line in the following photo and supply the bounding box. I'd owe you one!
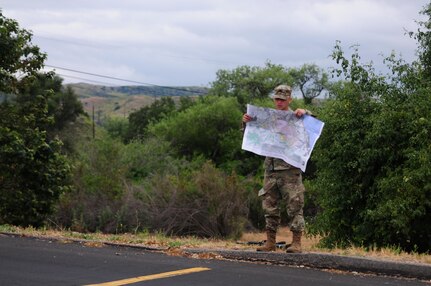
[55,73,118,86]
[45,64,208,95]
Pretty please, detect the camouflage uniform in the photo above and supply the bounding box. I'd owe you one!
[259,157,305,233]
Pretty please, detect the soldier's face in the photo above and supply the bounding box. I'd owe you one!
[274,97,291,110]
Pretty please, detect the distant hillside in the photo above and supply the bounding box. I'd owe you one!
[66,83,209,98]
[66,83,209,119]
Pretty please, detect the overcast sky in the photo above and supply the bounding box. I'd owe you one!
[1,0,429,87]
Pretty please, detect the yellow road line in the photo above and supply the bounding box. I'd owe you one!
[84,267,211,286]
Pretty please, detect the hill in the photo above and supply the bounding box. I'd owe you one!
[66,83,209,119]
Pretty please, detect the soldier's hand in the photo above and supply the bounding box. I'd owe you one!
[294,109,307,118]
[243,113,253,122]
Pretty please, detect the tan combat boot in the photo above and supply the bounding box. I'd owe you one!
[285,231,302,253]
[256,231,276,252]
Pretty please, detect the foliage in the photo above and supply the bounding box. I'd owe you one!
[52,135,250,238]
[289,63,330,105]
[141,161,249,238]
[103,117,129,140]
[73,136,128,198]
[308,37,431,252]
[209,61,330,106]
[209,61,293,106]
[178,96,197,112]
[0,11,46,94]
[148,96,242,164]
[121,137,182,180]
[4,71,85,154]
[53,135,131,233]
[413,3,431,80]
[147,95,266,177]
[0,95,70,227]
[0,13,73,227]
[17,73,85,139]
[126,97,176,142]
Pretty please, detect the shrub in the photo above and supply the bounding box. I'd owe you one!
[308,41,431,252]
[0,97,71,227]
[141,161,249,238]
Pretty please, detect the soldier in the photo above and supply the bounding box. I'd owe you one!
[242,84,309,253]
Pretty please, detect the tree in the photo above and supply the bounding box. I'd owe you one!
[209,62,331,107]
[17,73,85,133]
[178,96,196,112]
[104,117,129,140]
[308,28,431,253]
[147,97,252,170]
[0,11,46,94]
[0,94,70,226]
[126,97,176,142]
[209,62,293,106]
[0,13,71,226]
[288,64,330,105]
[413,3,431,80]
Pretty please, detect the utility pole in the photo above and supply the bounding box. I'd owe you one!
[124,101,127,118]
[92,104,95,139]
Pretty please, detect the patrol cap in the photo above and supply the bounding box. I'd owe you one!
[271,85,292,100]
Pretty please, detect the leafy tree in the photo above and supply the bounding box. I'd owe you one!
[0,94,70,226]
[308,27,431,253]
[288,63,330,105]
[121,137,182,180]
[209,61,293,106]
[126,97,176,141]
[209,61,330,107]
[71,135,128,199]
[0,13,71,226]
[51,85,85,130]
[413,3,431,80]
[104,117,129,140]
[17,73,85,133]
[14,73,85,154]
[0,11,46,94]
[148,97,246,167]
[178,96,196,112]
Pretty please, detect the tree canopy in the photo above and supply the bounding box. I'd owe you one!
[0,12,79,226]
[0,11,46,94]
[307,8,431,251]
[209,61,329,105]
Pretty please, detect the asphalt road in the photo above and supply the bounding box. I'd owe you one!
[0,234,428,286]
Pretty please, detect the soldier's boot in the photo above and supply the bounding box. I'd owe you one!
[256,230,276,252]
[285,231,302,253]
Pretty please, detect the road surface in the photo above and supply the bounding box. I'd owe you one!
[0,234,427,286]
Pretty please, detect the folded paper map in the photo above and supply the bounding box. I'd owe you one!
[242,104,324,172]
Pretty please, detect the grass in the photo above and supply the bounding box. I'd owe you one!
[1,224,430,265]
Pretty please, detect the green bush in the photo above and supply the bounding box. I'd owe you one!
[148,96,242,161]
[52,135,128,232]
[126,97,176,141]
[140,161,249,238]
[53,136,250,237]
[121,137,181,181]
[103,117,129,141]
[0,96,70,227]
[308,40,431,252]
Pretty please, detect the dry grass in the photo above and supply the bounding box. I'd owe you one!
[248,228,431,265]
[1,225,430,265]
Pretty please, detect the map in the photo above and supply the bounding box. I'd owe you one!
[241,104,324,172]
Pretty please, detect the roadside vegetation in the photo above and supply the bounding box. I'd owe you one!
[1,225,430,265]
[1,2,430,258]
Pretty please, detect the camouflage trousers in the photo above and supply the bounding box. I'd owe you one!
[259,168,305,233]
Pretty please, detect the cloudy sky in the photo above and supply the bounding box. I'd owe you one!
[1,0,428,87]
